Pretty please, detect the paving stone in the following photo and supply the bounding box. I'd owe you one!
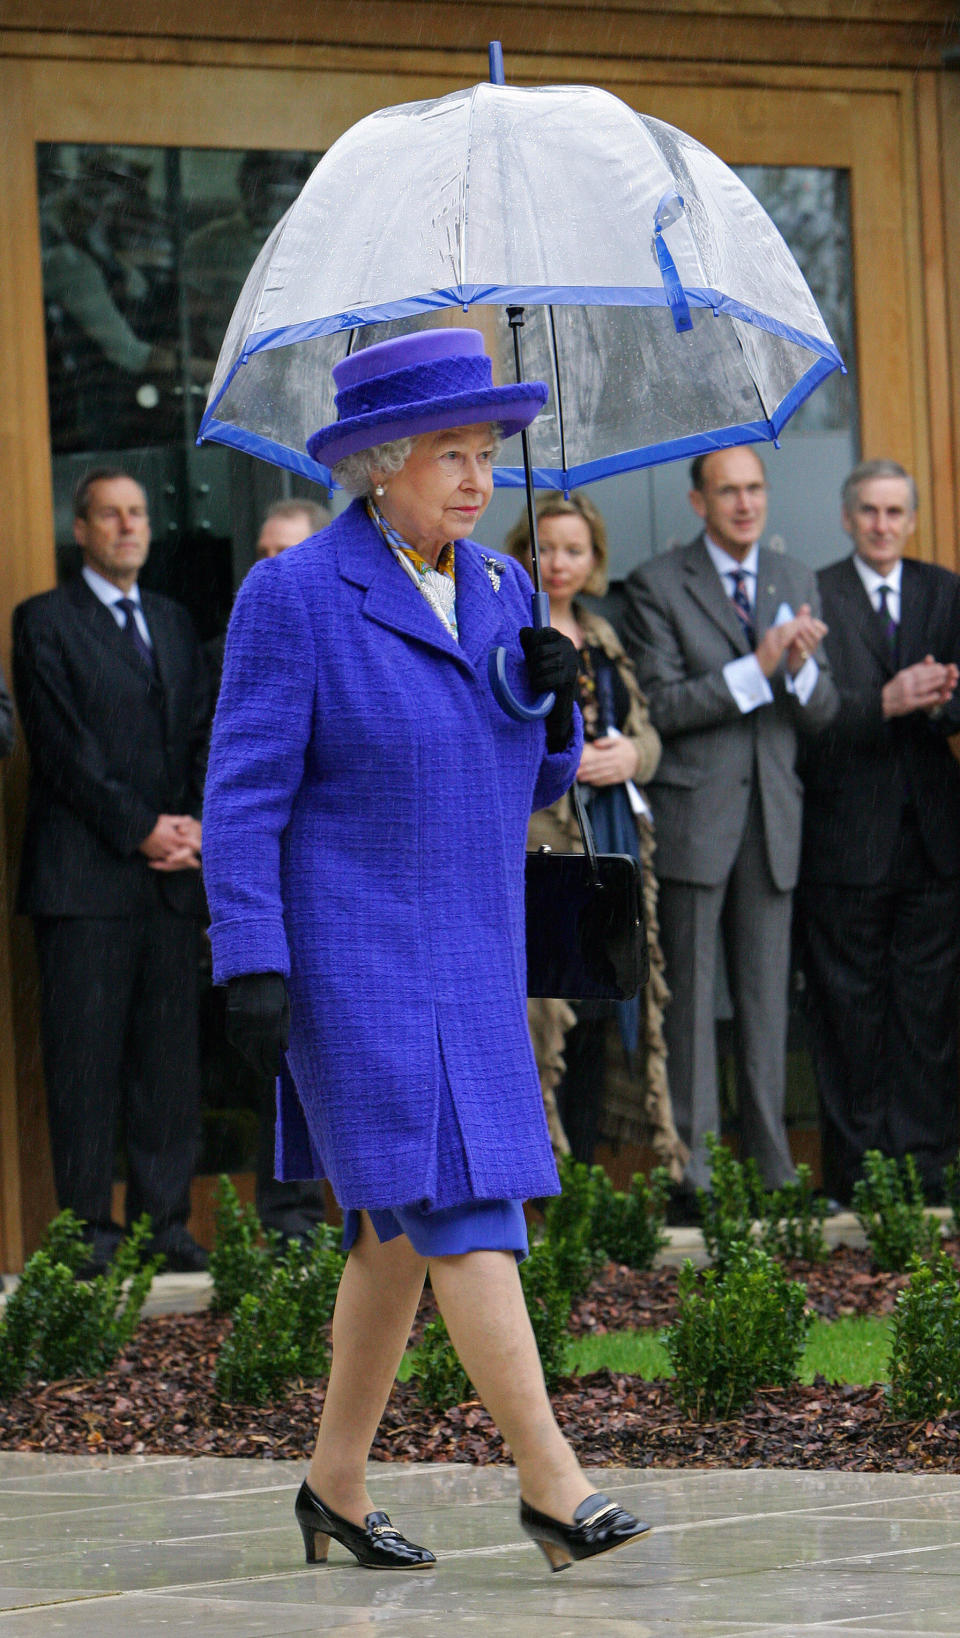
[1,1458,959,1633]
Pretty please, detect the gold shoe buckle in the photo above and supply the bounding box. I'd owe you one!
[580,1502,619,1530]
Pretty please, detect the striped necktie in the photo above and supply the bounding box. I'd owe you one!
[115,597,157,673]
[728,568,755,645]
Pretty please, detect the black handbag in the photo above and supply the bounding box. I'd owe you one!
[525,782,648,1001]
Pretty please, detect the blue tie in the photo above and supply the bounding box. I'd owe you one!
[115,597,157,673]
[728,569,755,645]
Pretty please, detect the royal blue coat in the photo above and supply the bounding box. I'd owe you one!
[203,499,582,1212]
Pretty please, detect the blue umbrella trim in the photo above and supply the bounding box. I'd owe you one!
[198,348,837,489]
[198,281,844,443]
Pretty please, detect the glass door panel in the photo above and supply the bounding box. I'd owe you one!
[37,142,329,636]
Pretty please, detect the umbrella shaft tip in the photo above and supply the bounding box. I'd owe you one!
[488,41,505,84]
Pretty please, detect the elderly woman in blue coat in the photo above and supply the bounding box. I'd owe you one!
[202,327,651,1574]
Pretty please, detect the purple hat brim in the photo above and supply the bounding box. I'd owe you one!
[306,381,548,467]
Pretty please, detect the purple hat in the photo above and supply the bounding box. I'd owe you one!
[306,328,548,468]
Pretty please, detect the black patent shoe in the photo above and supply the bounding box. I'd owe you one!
[519,1491,651,1572]
[294,1480,436,1570]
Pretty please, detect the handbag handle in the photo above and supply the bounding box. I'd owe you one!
[570,781,602,888]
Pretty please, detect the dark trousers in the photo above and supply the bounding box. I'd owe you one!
[34,907,202,1252]
[797,817,960,1204]
[556,1015,607,1166]
[255,1077,327,1238]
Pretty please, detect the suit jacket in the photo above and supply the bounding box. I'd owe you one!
[621,535,838,890]
[202,498,583,1212]
[13,574,211,917]
[799,555,960,885]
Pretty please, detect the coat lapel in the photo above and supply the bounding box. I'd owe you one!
[338,505,461,662]
[682,536,751,654]
[453,543,514,669]
[835,557,896,676]
[140,591,179,727]
[337,502,511,672]
[754,548,781,638]
[68,574,164,690]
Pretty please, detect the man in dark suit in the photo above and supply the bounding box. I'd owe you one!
[14,468,212,1274]
[797,458,960,1204]
[622,446,838,1208]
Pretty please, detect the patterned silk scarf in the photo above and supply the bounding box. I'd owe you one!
[367,500,458,643]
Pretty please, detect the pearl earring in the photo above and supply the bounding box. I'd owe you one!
[374,483,385,498]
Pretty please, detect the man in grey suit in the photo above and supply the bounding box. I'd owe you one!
[622,446,838,1207]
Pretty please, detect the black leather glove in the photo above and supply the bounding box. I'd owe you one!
[519,625,579,752]
[225,972,290,1078]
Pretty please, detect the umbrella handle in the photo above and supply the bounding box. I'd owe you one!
[488,590,557,722]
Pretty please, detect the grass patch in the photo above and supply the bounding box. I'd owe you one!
[400,1315,893,1390]
[800,1315,893,1385]
[565,1329,673,1379]
[565,1316,892,1385]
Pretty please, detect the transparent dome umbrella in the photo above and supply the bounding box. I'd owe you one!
[198,47,843,718]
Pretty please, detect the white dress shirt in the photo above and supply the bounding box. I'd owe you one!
[82,564,154,652]
[704,535,818,714]
[852,552,902,624]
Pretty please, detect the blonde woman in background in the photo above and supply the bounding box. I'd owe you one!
[506,492,685,1180]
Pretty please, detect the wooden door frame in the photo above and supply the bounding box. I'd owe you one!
[0,45,953,1264]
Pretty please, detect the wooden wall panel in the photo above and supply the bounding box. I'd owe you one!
[846,95,923,509]
[940,70,960,566]
[914,75,957,567]
[0,61,57,1270]
[1,0,956,70]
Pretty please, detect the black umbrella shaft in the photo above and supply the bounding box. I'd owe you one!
[507,306,546,614]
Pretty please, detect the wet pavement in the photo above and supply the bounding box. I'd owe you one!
[0,1454,959,1635]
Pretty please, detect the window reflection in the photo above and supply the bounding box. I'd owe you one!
[37,142,328,635]
[183,150,312,361]
[40,146,183,451]
[736,166,856,433]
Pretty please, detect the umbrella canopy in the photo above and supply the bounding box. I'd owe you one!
[197,78,843,491]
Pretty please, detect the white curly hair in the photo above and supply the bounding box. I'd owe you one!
[331,438,415,497]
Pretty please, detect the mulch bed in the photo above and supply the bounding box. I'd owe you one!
[3,1240,960,1471]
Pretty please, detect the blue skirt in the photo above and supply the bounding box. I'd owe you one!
[341,1197,529,1260]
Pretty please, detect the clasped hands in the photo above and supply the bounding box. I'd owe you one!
[139,813,202,872]
[578,734,639,787]
[755,603,827,679]
[882,656,959,719]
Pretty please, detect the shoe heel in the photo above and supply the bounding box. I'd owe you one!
[534,1537,572,1573]
[299,1521,330,1565]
